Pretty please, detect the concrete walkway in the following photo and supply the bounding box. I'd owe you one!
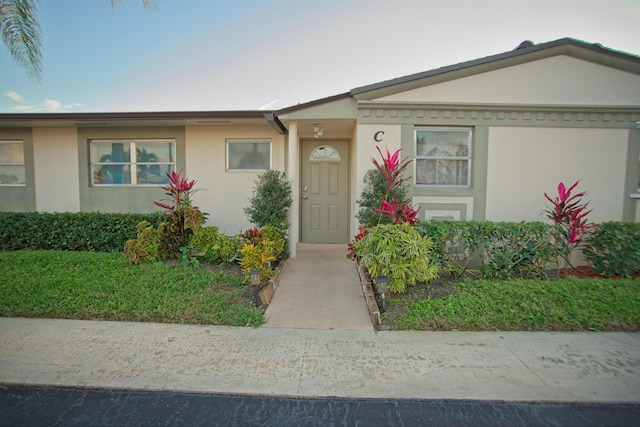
[0,318,639,402]
[263,243,372,331]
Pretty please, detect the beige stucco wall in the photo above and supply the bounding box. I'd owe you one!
[185,125,284,235]
[378,56,640,106]
[32,127,80,212]
[486,127,629,223]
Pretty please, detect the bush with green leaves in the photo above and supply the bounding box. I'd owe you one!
[191,226,243,264]
[0,211,164,252]
[123,220,162,264]
[239,226,286,280]
[416,220,557,279]
[244,170,292,238]
[353,222,439,293]
[583,222,640,278]
[356,169,409,226]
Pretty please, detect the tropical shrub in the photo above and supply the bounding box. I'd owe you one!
[543,180,597,277]
[416,220,557,279]
[191,226,242,264]
[244,170,292,238]
[356,169,408,226]
[123,220,161,264]
[371,146,419,225]
[239,226,286,280]
[347,226,368,261]
[583,222,640,278]
[153,170,206,258]
[353,222,439,293]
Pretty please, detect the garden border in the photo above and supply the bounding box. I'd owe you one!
[356,261,382,328]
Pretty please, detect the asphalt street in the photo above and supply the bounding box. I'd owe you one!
[2,385,640,427]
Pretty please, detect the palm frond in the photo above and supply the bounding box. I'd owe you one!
[110,0,158,11]
[0,0,43,80]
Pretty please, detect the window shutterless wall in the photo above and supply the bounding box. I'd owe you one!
[78,127,186,213]
[400,122,488,221]
[0,128,35,212]
[185,125,284,234]
[358,102,639,222]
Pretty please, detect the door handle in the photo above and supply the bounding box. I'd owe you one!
[302,195,308,199]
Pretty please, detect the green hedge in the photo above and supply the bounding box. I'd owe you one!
[583,222,640,278]
[416,220,557,280]
[0,212,165,252]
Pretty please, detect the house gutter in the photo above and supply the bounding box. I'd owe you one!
[263,112,288,134]
[0,110,289,134]
[0,110,269,121]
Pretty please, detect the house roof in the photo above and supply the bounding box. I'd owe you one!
[0,110,288,134]
[0,38,638,129]
[272,37,640,115]
[349,37,640,100]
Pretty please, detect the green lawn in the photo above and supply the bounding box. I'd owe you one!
[0,250,264,327]
[2,250,639,331]
[392,277,640,331]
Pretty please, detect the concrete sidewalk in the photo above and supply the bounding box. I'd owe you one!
[263,243,372,330]
[1,318,639,403]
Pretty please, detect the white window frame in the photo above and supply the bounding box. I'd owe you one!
[0,140,26,186]
[226,139,271,172]
[90,139,176,186]
[414,127,472,188]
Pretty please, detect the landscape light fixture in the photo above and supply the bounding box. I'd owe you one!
[376,276,389,312]
[249,269,261,287]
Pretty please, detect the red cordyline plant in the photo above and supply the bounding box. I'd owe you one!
[347,226,368,261]
[372,146,411,201]
[153,170,198,211]
[543,180,597,277]
[154,170,204,257]
[372,146,419,224]
[375,199,420,225]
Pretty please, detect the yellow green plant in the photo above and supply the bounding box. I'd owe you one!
[239,226,286,281]
[240,243,276,280]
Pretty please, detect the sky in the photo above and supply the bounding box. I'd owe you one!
[1,0,639,113]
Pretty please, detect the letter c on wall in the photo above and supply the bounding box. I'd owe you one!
[374,131,384,142]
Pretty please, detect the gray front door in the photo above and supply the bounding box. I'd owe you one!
[301,140,349,243]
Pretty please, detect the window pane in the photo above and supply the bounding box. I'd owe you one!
[136,142,173,163]
[93,164,131,184]
[92,142,131,163]
[310,145,340,161]
[416,159,468,185]
[228,142,270,170]
[416,130,469,157]
[0,165,25,184]
[91,139,175,185]
[0,142,24,164]
[137,164,173,184]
